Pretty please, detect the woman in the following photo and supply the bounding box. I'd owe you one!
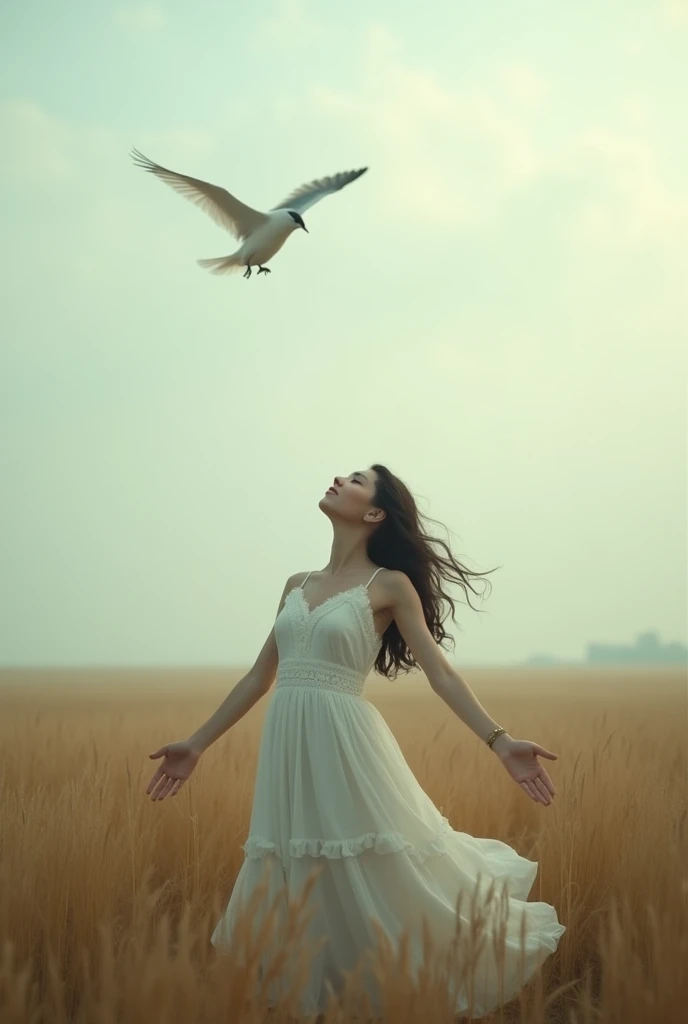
[146,465,566,1018]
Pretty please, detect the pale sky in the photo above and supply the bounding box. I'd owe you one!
[2,0,686,669]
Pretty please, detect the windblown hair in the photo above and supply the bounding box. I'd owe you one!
[367,464,500,680]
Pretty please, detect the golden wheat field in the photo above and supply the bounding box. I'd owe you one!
[0,665,686,1023]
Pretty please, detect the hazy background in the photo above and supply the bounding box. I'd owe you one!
[2,0,686,670]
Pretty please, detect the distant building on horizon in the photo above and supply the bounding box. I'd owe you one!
[524,630,687,667]
[586,630,687,666]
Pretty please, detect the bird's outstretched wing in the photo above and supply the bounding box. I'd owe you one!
[130,148,269,241]
[271,167,368,214]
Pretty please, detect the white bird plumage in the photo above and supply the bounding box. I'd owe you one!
[130,148,368,278]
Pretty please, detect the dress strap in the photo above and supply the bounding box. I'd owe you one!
[365,566,384,588]
[302,568,382,589]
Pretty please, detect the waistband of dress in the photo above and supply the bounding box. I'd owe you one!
[274,658,366,696]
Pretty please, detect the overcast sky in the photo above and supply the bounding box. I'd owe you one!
[2,0,686,670]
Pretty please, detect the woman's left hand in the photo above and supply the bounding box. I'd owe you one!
[491,736,559,805]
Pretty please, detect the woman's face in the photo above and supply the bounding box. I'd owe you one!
[319,468,379,520]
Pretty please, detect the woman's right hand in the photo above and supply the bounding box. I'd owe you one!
[146,739,203,801]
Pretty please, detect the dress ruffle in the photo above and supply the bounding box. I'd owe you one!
[242,816,452,864]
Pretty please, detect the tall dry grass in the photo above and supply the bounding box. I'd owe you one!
[0,665,685,1023]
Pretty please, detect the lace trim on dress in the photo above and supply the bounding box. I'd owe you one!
[275,658,366,698]
[285,585,383,653]
[350,589,382,653]
[242,817,452,865]
[284,589,311,654]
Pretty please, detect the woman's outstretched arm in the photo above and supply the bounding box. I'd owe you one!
[385,570,560,806]
[146,575,298,800]
[185,574,297,752]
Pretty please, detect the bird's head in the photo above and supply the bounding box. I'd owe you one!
[287,210,308,233]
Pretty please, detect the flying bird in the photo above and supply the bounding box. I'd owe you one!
[130,148,368,279]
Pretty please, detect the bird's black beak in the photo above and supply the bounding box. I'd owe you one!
[302,224,309,233]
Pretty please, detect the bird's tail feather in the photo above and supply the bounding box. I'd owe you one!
[196,254,245,275]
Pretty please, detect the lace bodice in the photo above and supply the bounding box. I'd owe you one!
[273,568,385,698]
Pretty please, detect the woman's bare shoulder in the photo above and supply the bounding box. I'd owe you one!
[284,570,311,591]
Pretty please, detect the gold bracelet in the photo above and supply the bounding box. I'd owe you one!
[485,726,506,748]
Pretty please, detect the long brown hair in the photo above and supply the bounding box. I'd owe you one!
[367,464,501,680]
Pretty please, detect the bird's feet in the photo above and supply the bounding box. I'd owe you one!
[257,266,271,275]
[243,266,252,279]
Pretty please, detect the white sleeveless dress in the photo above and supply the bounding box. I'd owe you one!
[210,567,566,1017]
